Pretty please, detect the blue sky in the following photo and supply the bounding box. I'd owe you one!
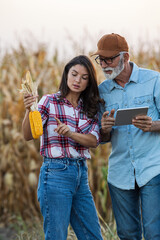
[0,0,160,59]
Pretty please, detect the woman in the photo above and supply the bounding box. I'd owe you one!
[22,55,103,240]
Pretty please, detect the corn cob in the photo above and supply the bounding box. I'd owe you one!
[29,110,43,139]
[20,71,43,139]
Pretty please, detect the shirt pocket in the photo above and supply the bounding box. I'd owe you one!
[134,94,154,115]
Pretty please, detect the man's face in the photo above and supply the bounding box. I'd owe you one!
[100,53,124,80]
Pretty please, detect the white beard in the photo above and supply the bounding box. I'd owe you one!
[103,55,124,80]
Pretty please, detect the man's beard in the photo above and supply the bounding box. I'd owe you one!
[103,55,124,80]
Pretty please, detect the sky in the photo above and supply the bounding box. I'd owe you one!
[0,0,160,59]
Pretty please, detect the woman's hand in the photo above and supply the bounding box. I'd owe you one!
[23,93,38,111]
[54,117,97,147]
[54,117,72,137]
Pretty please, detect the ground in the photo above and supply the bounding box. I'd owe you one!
[0,227,16,240]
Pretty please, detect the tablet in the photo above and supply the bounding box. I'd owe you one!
[115,106,149,126]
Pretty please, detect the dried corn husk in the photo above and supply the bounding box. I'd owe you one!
[20,71,38,111]
[4,172,13,190]
[28,172,37,188]
[30,159,38,171]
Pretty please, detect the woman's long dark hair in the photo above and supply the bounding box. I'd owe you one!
[59,55,104,119]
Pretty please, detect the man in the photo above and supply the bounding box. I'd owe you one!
[92,33,160,240]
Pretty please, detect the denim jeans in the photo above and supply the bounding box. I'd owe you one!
[37,157,103,240]
[108,174,160,240]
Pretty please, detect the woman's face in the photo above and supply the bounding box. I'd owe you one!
[67,64,89,95]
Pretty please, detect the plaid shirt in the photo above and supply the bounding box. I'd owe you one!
[38,92,100,159]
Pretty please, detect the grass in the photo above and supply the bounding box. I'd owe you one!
[9,215,118,240]
[10,216,44,240]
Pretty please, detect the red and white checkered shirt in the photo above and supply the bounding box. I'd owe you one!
[38,92,100,159]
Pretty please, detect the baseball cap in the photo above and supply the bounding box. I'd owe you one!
[91,33,129,57]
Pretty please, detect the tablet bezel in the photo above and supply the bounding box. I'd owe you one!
[115,106,149,126]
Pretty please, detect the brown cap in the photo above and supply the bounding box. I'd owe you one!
[91,33,129,57]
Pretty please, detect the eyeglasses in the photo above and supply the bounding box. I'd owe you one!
[95,53,120,65]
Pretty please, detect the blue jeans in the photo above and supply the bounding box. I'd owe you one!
[108,174,160,240]
[37,157,103,240]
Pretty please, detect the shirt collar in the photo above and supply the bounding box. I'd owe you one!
[129,62,139,83]
[56,91,83,109]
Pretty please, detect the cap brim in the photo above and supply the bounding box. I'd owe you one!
[91,49,121,58]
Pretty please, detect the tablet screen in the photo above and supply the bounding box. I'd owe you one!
[115,107,149,126]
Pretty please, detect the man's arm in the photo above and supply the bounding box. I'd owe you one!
[132,115,160,132]
[100,128,111,142]
[150,121,160,132]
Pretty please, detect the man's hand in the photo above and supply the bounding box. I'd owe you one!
[101,109,115,133]
[54,117,73,137]
[132,115,152,132]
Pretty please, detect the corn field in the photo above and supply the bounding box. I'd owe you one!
[0,38,160,239]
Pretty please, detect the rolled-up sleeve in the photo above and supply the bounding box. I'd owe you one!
[78,115,100,145]
[89,122,100,146]
[38,95,50,125]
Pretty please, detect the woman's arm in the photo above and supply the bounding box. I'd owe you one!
[54,117,97,148]
[22,109,33,141]
[22,94,38,141]
[69,132,97,148]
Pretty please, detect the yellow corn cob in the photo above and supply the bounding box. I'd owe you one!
[29,110,43,139]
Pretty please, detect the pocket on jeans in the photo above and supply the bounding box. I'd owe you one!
[47,161,68,176]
